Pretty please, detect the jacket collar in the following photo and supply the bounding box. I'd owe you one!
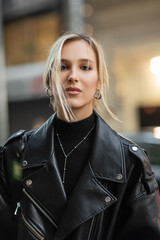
[55,112,126,239]
[23,113,56,167]
[90,112,126,183]
[24,112,126,182]
[23,112,126,239]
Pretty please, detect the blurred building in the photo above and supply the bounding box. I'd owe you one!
[3,0,61,134]
[88,0,160,133]
[2,0,89,136]
[2,0,160,137]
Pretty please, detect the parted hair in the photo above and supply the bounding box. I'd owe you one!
[43,32,116,122]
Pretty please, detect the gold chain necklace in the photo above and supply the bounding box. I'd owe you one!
[56,123,95,184]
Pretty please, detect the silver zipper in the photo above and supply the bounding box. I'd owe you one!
[22,213,44,240]
[14,202,21,215]
[88,217,95,240]
[23,188,58,228]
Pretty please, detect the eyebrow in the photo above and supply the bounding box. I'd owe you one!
[61,58,94,64]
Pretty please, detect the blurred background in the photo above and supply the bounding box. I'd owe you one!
[0,0,160,146]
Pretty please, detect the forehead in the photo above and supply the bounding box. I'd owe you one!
[61,40,97,62]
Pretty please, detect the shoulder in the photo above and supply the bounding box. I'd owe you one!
[2,129,36,157]
[3,130,26,147]
[118,133,155,183]
[119,133,159,193]
[95,113,153,182]
[2,113,56,155]
[118,133,149,163]
[0,129,36,180]
[95,112,152,174]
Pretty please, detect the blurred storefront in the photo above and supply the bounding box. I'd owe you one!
[88,0,160,133]
[2,0,87,136]
[2,0,160,137]
[3,0,61,134]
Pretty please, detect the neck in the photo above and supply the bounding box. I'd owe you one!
[57,107,94,122]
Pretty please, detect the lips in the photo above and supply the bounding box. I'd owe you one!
[65,87,81,95]
[66,87,81,92]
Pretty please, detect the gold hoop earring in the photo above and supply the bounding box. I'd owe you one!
[94,89,101,100]
[46,88,53,97]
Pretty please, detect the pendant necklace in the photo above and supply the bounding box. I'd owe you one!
[56,123,95,184]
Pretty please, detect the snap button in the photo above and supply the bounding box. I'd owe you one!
[117,174,123,180]
[26,179,32,186]
[132,146,138,151]
[22,160,28,167]
[105,196,111,203]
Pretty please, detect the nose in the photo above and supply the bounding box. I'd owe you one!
[67,68,78,83]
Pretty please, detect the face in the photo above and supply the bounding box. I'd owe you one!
[53,40,100,120]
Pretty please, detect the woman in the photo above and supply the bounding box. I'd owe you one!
[0,33,160,240]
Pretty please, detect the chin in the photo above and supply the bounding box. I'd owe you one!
[67,100,82,108]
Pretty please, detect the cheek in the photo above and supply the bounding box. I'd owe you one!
[86,76,99,91]
[57,70,67,83]
[58,73,64,83]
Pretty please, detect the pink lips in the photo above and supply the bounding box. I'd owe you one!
[65,87,81,95]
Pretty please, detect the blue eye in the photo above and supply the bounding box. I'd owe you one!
[61,65,68,71]
[81,65,91,71]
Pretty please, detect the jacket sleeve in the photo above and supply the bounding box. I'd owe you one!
[0,146,18,239]
[114,144,160,240]
[0,131,26,240]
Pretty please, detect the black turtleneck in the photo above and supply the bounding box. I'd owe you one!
[54,112,95,198]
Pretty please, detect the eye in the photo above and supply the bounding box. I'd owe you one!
[81,65,91,71]
[61,65,69,71]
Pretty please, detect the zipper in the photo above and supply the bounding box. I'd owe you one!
[23,188,58,228]
[14,202,21,215]
[14,201,45,240]
[22,213,44,240]
[88,217,95,240]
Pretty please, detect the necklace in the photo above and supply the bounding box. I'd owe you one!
[56,123,95,184]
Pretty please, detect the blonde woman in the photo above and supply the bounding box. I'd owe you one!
[0,33,160,240]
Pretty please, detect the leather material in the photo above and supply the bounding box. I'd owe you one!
[0,112,160,240]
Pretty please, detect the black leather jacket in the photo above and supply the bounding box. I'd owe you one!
[0,113,160,240]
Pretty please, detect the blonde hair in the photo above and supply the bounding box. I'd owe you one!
[43,32,116,122]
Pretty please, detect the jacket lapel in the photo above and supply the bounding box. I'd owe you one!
[22,112,126,239]
[54,113,127,239]
[90,112,126,183]
[22,113,67,226]
[54,162,117,239]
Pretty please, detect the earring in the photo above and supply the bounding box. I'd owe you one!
[46,88,53,97]
[94,89,101,100]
